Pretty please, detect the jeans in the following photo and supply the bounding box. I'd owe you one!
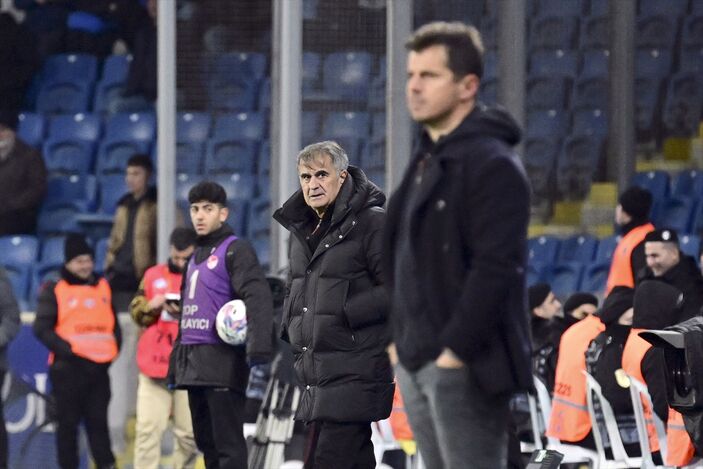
[395,361,510,469]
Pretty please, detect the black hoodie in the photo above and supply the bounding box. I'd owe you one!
[384,104,532,395]
[640,254,703,323]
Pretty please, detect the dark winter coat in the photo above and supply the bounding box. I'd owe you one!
[639,255,703,323]
[273,167,394,423]
[383,104,533,396]
[0,139,47,235]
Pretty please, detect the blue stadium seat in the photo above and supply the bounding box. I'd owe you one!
[175,173,205,207]
[573,76,608,110]
[36,82,92,114]
[558,234,598,263]
[635,48,673,79]
[368,61,386,110]
[322,112,370,140]
[656,196,697,234]
[96,138,151,175]
[370,112,386,143]
[634,77,662,136]
[580,15,609,49]
[92,80,126,114]
[480,16,497,50]
[535,0,584,16]
[528,236,561,264]
[2,264,30,304]
[479,78,499,106]
[682,16,703,48]
[524,137,559,198]
[251,235,270,271]
[556,134,605,199]
[37,204,84,235]
[360,141,384,171]
[94,237,109,274]
[530,49,578,78]
[208,79,260,112]
[40,236,67,265]
[629,171,670,202]
[594,235,621,263]
[663,72,703,137]
[679,234,701,259]
[105,112,156,142]
[679,46,703,75]
[177,112,211,142]
[48,113,101,142]
[44,174,98,210]
[302,111,321,145]
[526,109,570,138]
[526,75,569,110]
[41,53,98,85]
[580,48,609,78]
[210,52,267,82]
[101,54,132,85]
[248,197,271,239]
[0,235,39,268]
[43,139,94,175]
[258,78,271,111]
[639,0,688,17]
[589,0,608,15]
[694,1,703,15]
[365,167,385,192]
[17,113,45,148]
[204,138,258,175]
[213,112,267,141]
[257,141,271,179]
[256,174,269,199]
[97,174,128,214]
[673,170,703,198]
[209,177,253,228]
[322,52,373,101]
[176,142,204,175]
[543,262,584,299]
[572,108,608,136]
[526,263,545,287]
[529,15,579,50]
[636,15,677,49]
[484,51,497,81]
[30,262,62,302]
[302,52,322,94]
[580,261,609,294]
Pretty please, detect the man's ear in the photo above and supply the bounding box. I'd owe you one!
[340,170,348,181]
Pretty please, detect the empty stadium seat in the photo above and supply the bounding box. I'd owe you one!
[635,48,673,79]
[524,136,559,199]
[101,54,132,85]
[530,49,578,78]
[17,113,45,148]
[572,76,608,110]
[204,138,258,175]
[40,236,67,266]
[37,204,84,235]
[248,197,271,239]
[368,60,386,110]
[371,112,385,143]
[526,109,570,138]
[360,141,384,171]
[679,234,701,259]
[557,234,598,263]
[594,235,621,263]
[629,170,670,202]
[580,48,609,78]
[3,264,30,304]
[543,262,584,299]
[105,112,156,142]
[177,112,211,142]
[208,79,260,112]
[97,174,128,214]
[365,167,386,192]
[176,142,204,175]
[579,15,609,49]
[535,0,584,16]
[322,112,370,139]
[44,174,98,210]
[43,138,95,175]
[302,52,322,94]
[526,75,569,110]
[48,113,101,142]
[251,235,270,271]
[210,52,267,82]
[639,0,688,17]
[322,52,373,101]
[41,53,99,85]
[92,80,127,114]
[656,196,697,234]
[529,15,579,50]
[96,138,151,175]
[679,45,703,75]
[526,263,545,287]
[528,236,561,264]
[258,141,270,179]
[213,112,267,141]
[0,235,39,268]
[258,78,271,111]
[572,108,607,136]
[636,15,677,49]
[580,261,610,294]
[682,15,703,48]
[94,237,109,274]
[634,77,662,137]
[556,134,605,199]
[673,170,703,198]
[175,173,205,207]
[36,81,92,114]
[30,262,62,302]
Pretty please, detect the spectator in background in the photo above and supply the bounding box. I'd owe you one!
[0,111,47,236]
[33,234,121,469]
[0,12,39,117]
[528,283,562,392]
[605,186,654,294]
[105,154,157,312]
[9,1,67,60]
[641,229,703,322]
[0,267,21,469]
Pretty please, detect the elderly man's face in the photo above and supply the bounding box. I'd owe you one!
[645,241,680,277]
[298,153,347,217]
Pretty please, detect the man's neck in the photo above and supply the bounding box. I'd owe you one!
[425,101,475,142]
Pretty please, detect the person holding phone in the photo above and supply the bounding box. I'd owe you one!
[130,227,198,469]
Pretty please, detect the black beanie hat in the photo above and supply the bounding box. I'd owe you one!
[563,292,599,315]
[0,110,18,131]
[528,283,552,310]
[644,228,679,245]
[64,233,94,263]
[633,280,684,330]
[597,286,635,325]
[618,186,653,220]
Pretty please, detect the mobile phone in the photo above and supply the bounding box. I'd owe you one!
[165,293,181,306]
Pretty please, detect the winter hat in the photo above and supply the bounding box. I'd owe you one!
[528,283,552,310]
[644,228,679,245]
[633,280,683,330]
[563,292,599,316]
[0,110,18,131]
[597,286,634,325]
[618,186,653,220]
[64,233,94,263]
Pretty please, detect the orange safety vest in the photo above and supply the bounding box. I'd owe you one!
[52,278,118,364]
[136,264,182,379]
[547,315,604,442]
[389,380,413,441]
[605,223,655,294]
[621,328,661,452]
[666,408,696,466]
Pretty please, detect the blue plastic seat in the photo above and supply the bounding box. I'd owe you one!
[524,137,559,198]
[629,171,670,202]
[479,78,499,105]
[208,79,260,112]
[639,0,688,17]
[176,142,204,175]
[556,134,605,199]
[44,174,98,210]
[682,16,703,48]
[526,263,545,287]
[572,108,608,136]
[37,204,84,235]
[0,235,39,268]
[30,261,62,301]
[213,112,267,141]
[92,80,126,114]
[526,75,569,110]
[580,261,610,294]
[483,51,497,81]
[580,15,609,49]
[680,234,701,259]
[528,236,561,264]
[94,237,109,274]
[543,262,584,299]
[589,0,608,15]
[248,197,271,238]
[371,112,385,143]
[175,173,205,207]
[258,78,271,111]
[673,170,703,198]
[594,235,621,263]
[101,54,132,86]
[41,53,98,85]
[96,138,151,175]
[177,112,211,142]
[97,174,128,214]
[36,81,92,114]
[530,49,578,78]
[2,264,30,304]
[663,73,703,137]
[302,111,321,144]
[251,234,270,271]
[365,167,385,192]
[529,15,579,50]
[105,112,156,142]
[322,112,370,140]
[360,141,385,171]
[302,52,322,94]
[580,48,609,78]
[635,48,673,79]
[535,0,584,16]
[636,15,677,49]
[48,113,101,142]
[679,46,703,75]
[368,65,386,110]
[256,174,269,199]
[656,196,697,234]
[204,138,258,175]
[634,77,663,136]
[43,139,94,175]
[17,113,45,148]
[557,234,598,263]
[40,236,67,265]
[572,76,608,110]
[322,52,373,101]
[210,52,267,82]
[257,140,270,179]
[526,109,570,139]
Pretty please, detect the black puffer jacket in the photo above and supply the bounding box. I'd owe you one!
[273,167,394,423]
[639,254,703,323]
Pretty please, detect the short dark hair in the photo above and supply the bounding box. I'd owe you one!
[406,21,484,79]
[188,181,227,206]
[127,153,154,172]
[169,227,197,250]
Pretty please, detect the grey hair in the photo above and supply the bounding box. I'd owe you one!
[297,141,349,174]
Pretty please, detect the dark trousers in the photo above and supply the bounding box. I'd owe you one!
[0,371,7,469]
[49,363,114,469]
[304,421,375,469]
[188,387,247,469]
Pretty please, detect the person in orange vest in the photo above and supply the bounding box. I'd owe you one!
[130,227,198,469]
[623,279,690,466]
[546,288,632,447]
[33,233,121,469]
[605,186,654,295]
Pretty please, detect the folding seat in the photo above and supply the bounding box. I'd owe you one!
[92,80,127,114]
[663,72,703,137]
[681,15,703,48]
[629,170,670,202]
[526,263,545,287]
[208,79,260,112]
[594,235,621,263]
[302,52,322,94]
[2,264,30,304]
[572,108,608,136]
[579,15,609,49]
[526,75,569,110]
[635,47,673,79]
[93,237,110,274]
[43,139,95,175]
[30,261,62,302]
[210,176,253,227]
[639,0,688,17]
[41,53,98,85]
[105,112,156,142]
[256,174,269,199]
[530,49,578,78]
[248,197,271,239]
[679,45,703,75]
[210,52,267,83]
[176,142,204,175]
[370,112,385,143]
[529,15,579,50]
[626,376,669,469]
[175,173,205,208]
[321,112,370,140]
[557,234,598,263]
[177,112,211,143]
[556,134,605,200]
[257,140,270,179]
[543,262,584,299]
[251,235,270,271]
[37,203,84,235]
[580,261,610,293]
[48,113,101,142]
[634,77,663,137]
[204,138,257,175]
[534,0,583,16]
[636,14,677,49]
[44,174,98,211]
[580,48,609,79]
[36,81,92,114]
[368,60,386,110]
[97,173,128,214]
[0,235,39,268]
[213,112,266,141]
[479,77,499,105]
[526,109,570,139]
[655,196,697,234]
[301,111,321,145]
[483,50,497,81]
[95,139,150,175]
[17,113,45,148]
[101,54,132,86]
[360,141,384,171]
[524,136,559,198]
[673,170,703,198]
[679,234,701,259]
[528,235,561,264]
[322,51,373,101]
[572,76,608,110]
[40,236,67,266]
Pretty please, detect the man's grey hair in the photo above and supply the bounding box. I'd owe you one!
[297,141,349,174]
